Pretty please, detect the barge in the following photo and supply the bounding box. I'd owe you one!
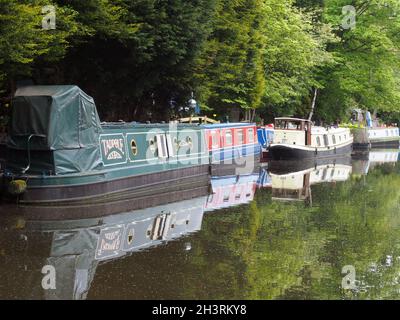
[352,127,400,149]
[1,85,210,204]
[203,123,261,164]
[269,117,353,161]
[351,110,400,149]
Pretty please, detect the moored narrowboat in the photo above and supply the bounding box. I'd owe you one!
[352,127,400,149]
[1,85,210,204]
[351,110,400,149]
[269,117,353,161]
[202,123,261,164]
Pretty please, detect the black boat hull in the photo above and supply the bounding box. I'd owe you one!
[269,142,353,161]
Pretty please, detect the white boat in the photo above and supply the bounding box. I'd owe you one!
[269,118,353,160]
[351,110,400,149]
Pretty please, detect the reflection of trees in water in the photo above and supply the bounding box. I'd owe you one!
[180,163,400,299]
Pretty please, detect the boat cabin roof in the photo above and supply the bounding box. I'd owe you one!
[202,122,256,129]
[100,122,200,130]
[275,117,312,123]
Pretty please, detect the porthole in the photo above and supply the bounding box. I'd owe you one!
[131,139,138,156]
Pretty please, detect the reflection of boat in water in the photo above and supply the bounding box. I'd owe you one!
[0,167,262,299]
[270,162,352,203]
[0,195,207,300]
[205,172,258,211]
[352,149,399,175]
[268,154,352,175]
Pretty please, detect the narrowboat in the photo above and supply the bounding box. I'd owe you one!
[257,125,274,162]
[1,85,210,204]
[352,127,400,149]
[351,110,400,149]
[270,161,352,203]
[269,117,353,161]
[202,123,261,165]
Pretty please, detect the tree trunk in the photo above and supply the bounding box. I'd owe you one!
[308,88,318,121]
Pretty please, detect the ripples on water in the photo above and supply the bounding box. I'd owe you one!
[0,150,399,300]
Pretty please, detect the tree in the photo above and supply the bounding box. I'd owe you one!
[195,0,267,121]
[316,0,400,122]
[259,0,337,122]
[0,0,80,94]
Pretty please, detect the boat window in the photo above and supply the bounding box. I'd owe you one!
[248,128,254,143]
[131,139,138,156]
[339,135,342,142]
[332,135,336,144]
[211,131,219,148]
[225,130,233,145]
[316,136,321,146]
[323,135,329,146]
[237,130,244,144]
[275,119,302,130]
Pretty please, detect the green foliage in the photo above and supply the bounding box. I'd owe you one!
[194,0,267,116]
[0,0,399,121]
[260,0,337,120]
[0,0,80,92]
[315,0,400,122]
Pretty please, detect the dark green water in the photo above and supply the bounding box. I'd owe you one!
[0,151,399,300]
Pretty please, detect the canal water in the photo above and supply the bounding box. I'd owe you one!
[0,150,399,300]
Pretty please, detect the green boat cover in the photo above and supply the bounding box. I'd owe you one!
[7,85,103,174]
[9,85,101,150]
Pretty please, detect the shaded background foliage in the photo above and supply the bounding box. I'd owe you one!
[0,0,399,122]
